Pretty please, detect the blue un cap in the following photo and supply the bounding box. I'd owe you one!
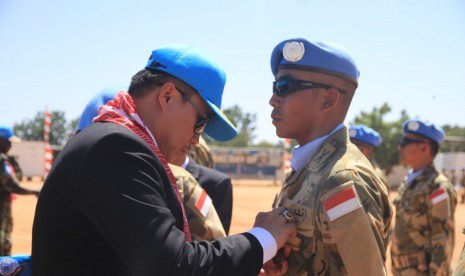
[270,38,360,87]
[0,125,20,143]
[146,44,237,142]
[403,119,445,145]
[349,125,382,147]
[77,86,126,131]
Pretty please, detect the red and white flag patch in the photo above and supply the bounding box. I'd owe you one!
[195,190,212,217]
[323,185,362,221]
[430,188,448,205]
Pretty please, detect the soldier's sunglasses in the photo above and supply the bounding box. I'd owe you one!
[398,136,429,147]
[174,87,210,134]
[272,78,347,97]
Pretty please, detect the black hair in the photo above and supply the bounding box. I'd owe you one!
[127,69,168,97]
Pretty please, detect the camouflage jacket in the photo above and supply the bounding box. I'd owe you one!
[373,162,390,193]
[392,164,457,275]
[189,141,214,169]
[169,164,226,242]
[453,227,465,276]
[274,127,392,275]
[0,153,21,202]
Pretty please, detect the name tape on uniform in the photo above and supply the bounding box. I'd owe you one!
[430,188,448,205]
[323,185,362,221]
[195,190,212,217]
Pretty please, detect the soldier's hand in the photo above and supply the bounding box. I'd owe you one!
[261,246,291,276]
[253,207,297,249]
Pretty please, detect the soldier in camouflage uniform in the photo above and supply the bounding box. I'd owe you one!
[169,164,226,241]
[459,168,465,204]
[349,125,390,193]
[453,226,465,276]
[392,119,457,275]
[0,126,40,255]
[189,136,214,169]
[265,38,392,275]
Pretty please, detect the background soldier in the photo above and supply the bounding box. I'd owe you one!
[349,124,391,193]
[453,226,465,276]
[189,137,214,169]
[183,142,234,234]
[392,119,457,275]
[0,126,40,256]
[460,168,465,204]
[266,38,392,275]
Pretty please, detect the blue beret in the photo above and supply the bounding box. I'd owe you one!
[270,38,360,87]
[77,87,126,131]
[349,125,382,147]
[403,119,445,145]
[0,125,20,142]
[146,44,237,142]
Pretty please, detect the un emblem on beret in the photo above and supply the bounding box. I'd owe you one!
[283,41,305,62]
[407,121,420,131]
[349,129,357,138]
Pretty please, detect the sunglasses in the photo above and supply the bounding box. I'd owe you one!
[272,78,347,97]
[398,136,429,147]
[174,86,210,134]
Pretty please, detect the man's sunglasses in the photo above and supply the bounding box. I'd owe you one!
[174,87,210,134]
[398,136,429,147]
[272,78,347,97]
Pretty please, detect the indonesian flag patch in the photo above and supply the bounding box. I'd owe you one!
[323,185,362,221]
[430,188,448,205]
[195,190,212,217]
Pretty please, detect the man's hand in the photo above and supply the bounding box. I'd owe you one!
[253,207,297,249]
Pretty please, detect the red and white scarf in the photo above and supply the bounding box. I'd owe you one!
[94,91,192,242]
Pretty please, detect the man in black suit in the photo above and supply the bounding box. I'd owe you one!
[185,157,233,234]
[31,44,296,275]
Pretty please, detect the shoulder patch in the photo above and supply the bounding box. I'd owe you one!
[323,185,362,221]
[430,188,448,205]
[195,190,212,217]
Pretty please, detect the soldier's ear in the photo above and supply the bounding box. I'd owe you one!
[321,88,339,111]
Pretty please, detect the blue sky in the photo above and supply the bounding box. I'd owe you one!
[1,0,464,144]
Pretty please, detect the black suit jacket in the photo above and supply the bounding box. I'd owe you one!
[185,159,233,234]
[31,122,261,276]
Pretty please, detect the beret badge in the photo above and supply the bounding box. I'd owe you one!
[349,129,357,138]
[407,121,420,131]
[283,41,305,62]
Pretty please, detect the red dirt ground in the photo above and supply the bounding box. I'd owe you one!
[11,180,465,274]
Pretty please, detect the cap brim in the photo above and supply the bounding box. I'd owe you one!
[204,101,237,142]
[9,136,21,143]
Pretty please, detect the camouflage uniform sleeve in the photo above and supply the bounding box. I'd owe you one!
[169,164,226,242]
[428,180,457,274]
[0,154,23,195]
[319,172,390,275]
[8,156,23,182]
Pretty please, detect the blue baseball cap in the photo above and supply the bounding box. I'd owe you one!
[270,38,360,87]
[77,86,126,131]
[146,44,237,142]
[403,119,445,145]
[349,125,382,147]
[0,125,21,143]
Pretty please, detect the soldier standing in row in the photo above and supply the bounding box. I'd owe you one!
[453,226,465,275]
[392,119,457,275]
[460,167,465,204]
[349,125,391,193]
[0,126,40,256]
[266,37,392,275]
